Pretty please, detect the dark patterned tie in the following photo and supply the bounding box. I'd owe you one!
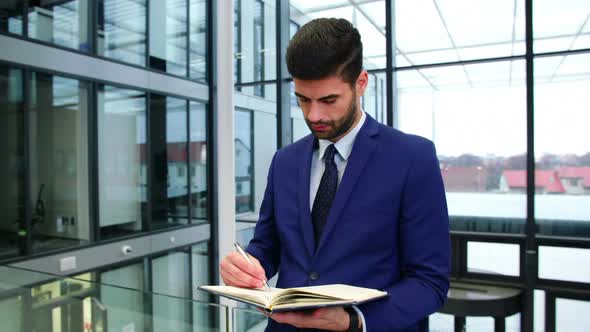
[312,144,338,246]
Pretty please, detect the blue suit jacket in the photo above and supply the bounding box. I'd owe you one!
[246,114,450,331]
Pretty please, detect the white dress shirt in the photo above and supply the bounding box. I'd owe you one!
[309,110,368,331]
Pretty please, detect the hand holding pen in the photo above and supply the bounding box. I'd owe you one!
[220,242,270,291]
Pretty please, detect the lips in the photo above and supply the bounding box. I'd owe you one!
[312,124,329,131]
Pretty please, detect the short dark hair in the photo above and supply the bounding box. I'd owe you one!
[286,18,362,85]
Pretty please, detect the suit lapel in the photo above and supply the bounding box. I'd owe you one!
[298,135,316,257]
[316,115,380,254]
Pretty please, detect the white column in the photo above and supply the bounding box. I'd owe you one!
[215,0,236,330]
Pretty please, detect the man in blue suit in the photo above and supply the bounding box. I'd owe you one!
[221,18,450,331]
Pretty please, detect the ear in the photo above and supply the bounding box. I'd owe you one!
[355,70,369,96]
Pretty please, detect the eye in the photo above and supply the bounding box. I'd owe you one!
[322,99,336,105]
[298,97,310,104]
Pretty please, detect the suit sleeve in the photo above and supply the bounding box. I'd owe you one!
[245,154,281,280]
[359,139,451,331]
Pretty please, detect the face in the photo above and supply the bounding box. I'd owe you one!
[294,71,368,142]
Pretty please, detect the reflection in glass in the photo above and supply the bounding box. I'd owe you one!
[190,101,208,222]
[27,0,89,51]
[29,73,90,252]
[234,0,277,89]
[394,0,524,66]
[235,109,253,214]
[0,67,24,260]
[0,1,24,34]
[149,0,188,76]
[534,0,590,53]
[397,60,526,233]
[189,0,207,82]
[98,85,146,239]
[535,54,590,237]
[290,0,386,70]
[467,242,520,276]
[98,0,147,66]
[363,72,386,124]
[150,95,189,229]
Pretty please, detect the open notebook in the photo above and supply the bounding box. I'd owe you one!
[198,284,388,313]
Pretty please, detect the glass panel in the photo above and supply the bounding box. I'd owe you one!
[396,60,527,233]
[534,0,590,53]
[149,0,188,76]
[98,85,147,239]
[29,73,90,253]
[0,265,227,332]
[539,246,590,283]
[290,0,386,70]
[467,242,520,276]
[235,0,277,87]
[556,298,590,332]
[189,0,207,82]
[192,242,214,331]
[152,251,190,331]
[98,0,147,66]
[534,290,546,332]
[428,312,453,332]
[0,0,24,34]
[235,109,253,214]
[190,101,209,222]
[150,95,189,229]
[395,0,524,66]
[233,307,267,332]
[535,54,590,237]
[0,67,24,260]
[363,72,387,124]
[100,263,146,331]
[27,0,89,51]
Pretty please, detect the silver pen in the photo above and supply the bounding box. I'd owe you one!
[233,242,272,293]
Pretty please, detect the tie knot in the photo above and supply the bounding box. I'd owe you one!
[323,144,337,162]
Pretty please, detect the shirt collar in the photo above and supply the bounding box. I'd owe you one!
[318,111,366,161]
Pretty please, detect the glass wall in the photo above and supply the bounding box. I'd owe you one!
[235,108,253,214]
[0,1,24,34]
[0,66,24,260]
[29,73,91,252]
[148,0,188,76]
[150,95,190,229]
[98,85,147,239]
[190,101,209,222]
[397,60,527,233]
[27,0,90,51]
[189,0,208,83]
[534,53,590,237]
[97,0,147,66]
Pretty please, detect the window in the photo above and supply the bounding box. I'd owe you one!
[0,1,24,35]
[148,0,188,76]
[29,73,91,252]
[98,85,147,240]
[98,0,147,66]
[150,95,189,229]
[189,0,208,82]
[235,109,253,213]
[0,66,24,260]
[27,0,89,51]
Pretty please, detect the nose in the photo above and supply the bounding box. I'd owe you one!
[306,102,323,123]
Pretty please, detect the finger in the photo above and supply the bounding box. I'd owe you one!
[227,252,266,281]
[222,258,264,288]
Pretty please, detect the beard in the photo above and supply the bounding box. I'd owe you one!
[305,90,359,141]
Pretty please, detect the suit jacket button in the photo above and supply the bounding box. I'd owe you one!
[309,272,319,281]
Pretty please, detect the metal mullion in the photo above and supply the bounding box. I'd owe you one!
[395,54,526,72]
[523,0,536,331]
[23,68,32,256]
[23,0,29,37]
[545,291,556,332]
[385,0,396,127]
[276,0,291,148]
[146,0,150,69]
[144,257,154,332]
[145,93,152,232]
[207,0,220,288]
[89,82,99,242]
[186,0,190,79]
[186,100,192,225]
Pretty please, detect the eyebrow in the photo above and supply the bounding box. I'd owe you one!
[294,92,340,101]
